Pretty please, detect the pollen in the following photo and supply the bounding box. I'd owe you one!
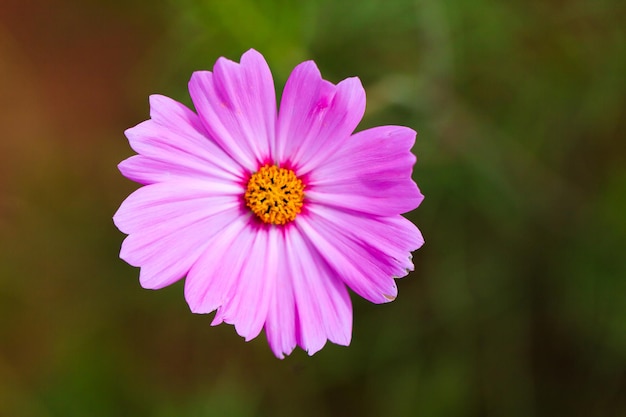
[245,165,305,225]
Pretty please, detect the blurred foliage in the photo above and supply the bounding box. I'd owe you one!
[0,0,625,416]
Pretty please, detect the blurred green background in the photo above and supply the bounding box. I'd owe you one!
[1,0,625,416]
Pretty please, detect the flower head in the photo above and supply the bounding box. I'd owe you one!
[113,49,424,358]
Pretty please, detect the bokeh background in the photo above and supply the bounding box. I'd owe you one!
[1,0,625,415]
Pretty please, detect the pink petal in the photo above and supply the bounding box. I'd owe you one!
[113,180,244,289]
[143,94,239,175]
[287,226,353,355]
[184,215,255,314]
[264,229,297,358]
[188,49,276,171]
[306,125,424,216]
[264,225,353,358]
[209,225,279,342]
[148,94,205,135]
[123,116,241,185]
[308,205,423,273]
[296,211,414,304]
[276,61,366,174]
[118,154,234,185]
[113,178,243,234]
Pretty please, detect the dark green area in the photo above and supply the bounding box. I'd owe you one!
[1,0,624,415]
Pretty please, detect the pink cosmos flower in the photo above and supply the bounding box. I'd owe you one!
[113,49,424,358]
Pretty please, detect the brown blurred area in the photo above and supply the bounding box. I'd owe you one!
[1,0,156,129]
[0,1,164,414]
[0,0,160,208]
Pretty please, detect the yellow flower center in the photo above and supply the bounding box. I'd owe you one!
[245,165,305,225]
